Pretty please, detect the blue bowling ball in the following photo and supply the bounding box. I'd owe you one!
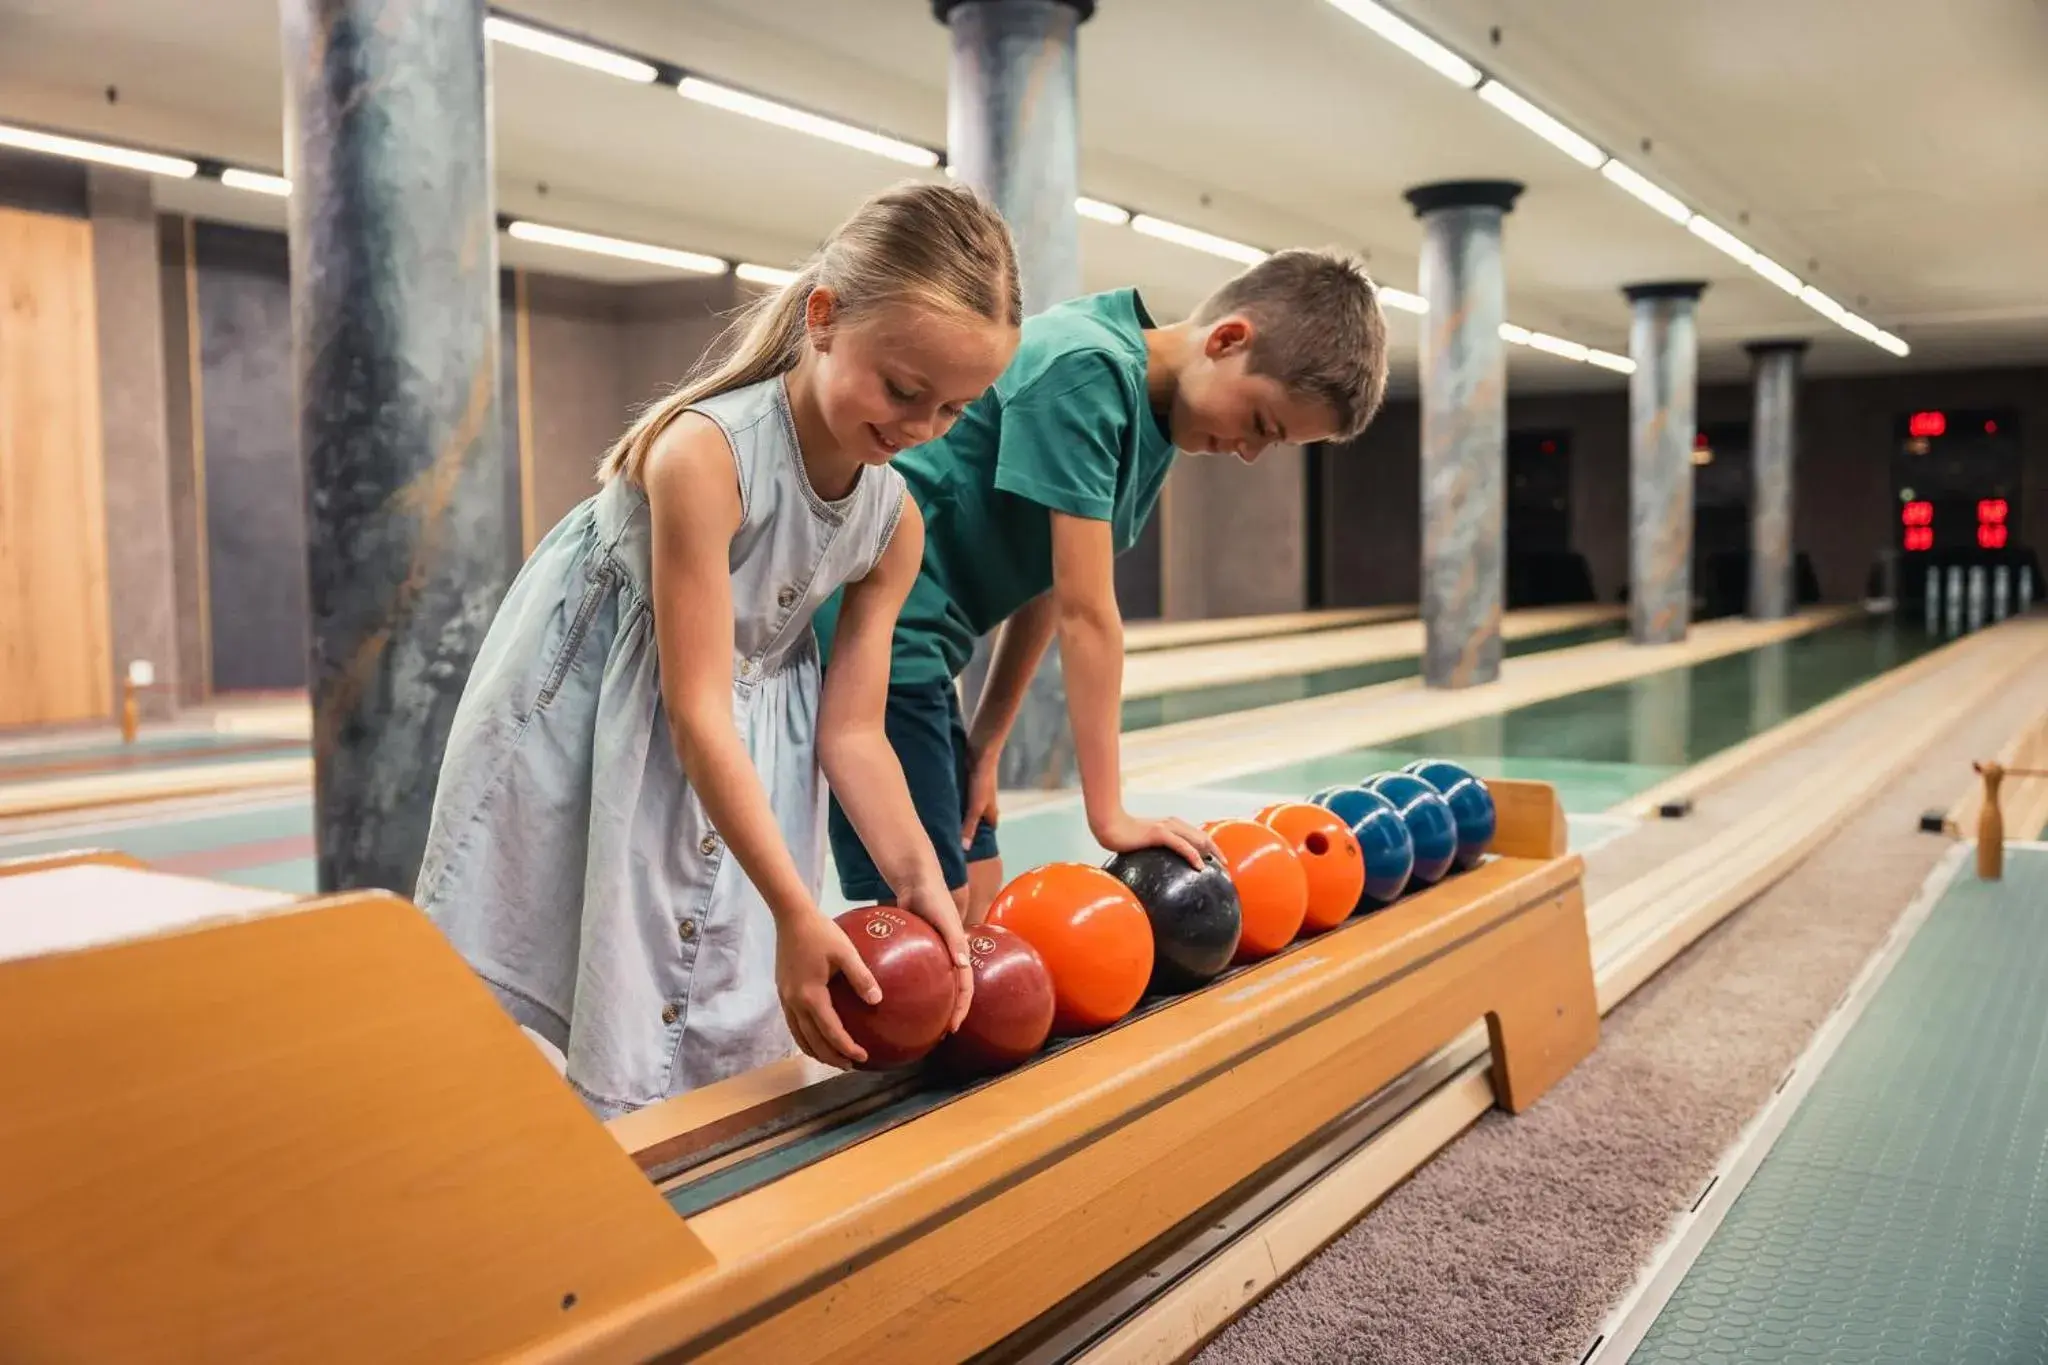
[1363,772,1459,886]
[1402,759,1496,871]
[1310,785,1414,908]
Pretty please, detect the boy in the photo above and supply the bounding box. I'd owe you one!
[816,248,1390,921]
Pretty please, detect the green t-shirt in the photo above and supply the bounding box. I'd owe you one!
[817,288,1177,684]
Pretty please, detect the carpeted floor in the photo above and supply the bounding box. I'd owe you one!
[1193,644,2048,1365]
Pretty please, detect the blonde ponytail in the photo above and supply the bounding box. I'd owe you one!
[598,181,1020,486]
[599,263,820,484]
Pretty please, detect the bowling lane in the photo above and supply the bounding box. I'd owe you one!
[1123,615,1624,732]
[1215,613,1943,813]
[0,797,316,890]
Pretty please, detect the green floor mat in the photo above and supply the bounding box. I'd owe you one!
[1630,848,2048,1363]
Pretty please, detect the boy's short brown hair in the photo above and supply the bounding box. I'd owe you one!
[1192,248,1390,441]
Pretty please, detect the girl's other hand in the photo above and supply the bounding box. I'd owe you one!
[776,910,876,1069]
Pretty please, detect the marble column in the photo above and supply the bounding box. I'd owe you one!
[88,168,180,718]
[1745,340,1806,621]
[937,0,1089,788]
[1624,282,1707,645]
[1404,180,1523,688]
[281,0,507,893]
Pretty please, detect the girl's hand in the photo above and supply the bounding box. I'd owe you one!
[776,911,878,1070]
[898,877,975,1032]
[1091,810,1215,868]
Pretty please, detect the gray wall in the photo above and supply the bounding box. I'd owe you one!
[521,271,744,536]
[1323,402,1421,606]
[89,169,179,712]
[1159,445,1308,619]
[1319,366,2048,609]
[193,222,306,692]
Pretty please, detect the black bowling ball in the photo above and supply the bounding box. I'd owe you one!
[1103,846,1242,992]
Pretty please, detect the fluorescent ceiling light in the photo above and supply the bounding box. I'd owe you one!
[0,122,196,178]
[1129,214,1267,265]
[1872,330,1910,358]
[1498,322,1533,345]
[1686,215,1755,265]
[1075,196,1131,225]
[484,16,658,83]
[736,262,800,288]
[506,220,727,274]
[220,168,291,197]
[678,77,938,167]
[1477,80,1605,169]
[1601,160,1689,224]
[1320,0,1482,88]
[1587,349,1636,373]
[1377,286,1428,315]
[1799,285,1849,324]
[1526,331,1591,362]
[1749,253,1804,296]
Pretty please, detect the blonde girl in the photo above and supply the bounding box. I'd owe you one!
[418,183,1021,1118]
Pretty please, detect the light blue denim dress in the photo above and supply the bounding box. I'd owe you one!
[417,376,905,1118]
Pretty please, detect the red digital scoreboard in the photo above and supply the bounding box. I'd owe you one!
[1894,410,2020,555]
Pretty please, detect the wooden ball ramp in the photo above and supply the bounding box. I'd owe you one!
[0,781,1594,1364]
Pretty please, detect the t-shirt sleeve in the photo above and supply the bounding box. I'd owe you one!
[991,351,1128,522]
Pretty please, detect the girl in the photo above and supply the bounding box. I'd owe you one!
[418,183,1022,1118]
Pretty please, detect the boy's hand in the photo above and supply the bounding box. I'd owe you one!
[1091,809,1215,868]
[898,877,976,1032]
[776,911,875,1070]
[960,742,1002,850]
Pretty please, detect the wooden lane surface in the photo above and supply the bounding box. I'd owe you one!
[1122,604,1621,698]
[1943,634,2048,841]
[1610,621,1989,817]
[1124,607,1861,789]
[1124,606,1411,653]
[0,755,313,821]
[0,737,304,784]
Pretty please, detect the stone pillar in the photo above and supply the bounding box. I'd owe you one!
[281,0,507,893]
[1746,340,1806,621]
[937,0,1089,788]
[88,168,180,718]
[1404,180,1523,688]
[1624,282,1707,645]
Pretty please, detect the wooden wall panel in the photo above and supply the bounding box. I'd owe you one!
[0,206,111,726]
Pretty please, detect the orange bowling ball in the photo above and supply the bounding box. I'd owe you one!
[984,862,1153,1034]
[1204,819,1310,961]
[1255,802,1365,935]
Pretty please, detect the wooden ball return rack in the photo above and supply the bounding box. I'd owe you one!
[0,781,1595,1365]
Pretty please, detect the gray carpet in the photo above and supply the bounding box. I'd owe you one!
[1193,647,2048,1365]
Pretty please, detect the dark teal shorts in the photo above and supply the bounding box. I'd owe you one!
[827,679,1000,901]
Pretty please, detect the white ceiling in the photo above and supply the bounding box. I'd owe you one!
[3,0,2044,393]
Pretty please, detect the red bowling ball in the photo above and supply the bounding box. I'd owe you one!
[936,924,1057,1077]
[827,906,958,1071]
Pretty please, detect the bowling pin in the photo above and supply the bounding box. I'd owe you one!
[1923,565,1941,632]
[1994,566,2011,621]
[1967,565,1987,632]
[1946,566,1964,636]
[2022,567,2036,614]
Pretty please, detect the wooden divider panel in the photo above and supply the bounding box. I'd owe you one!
[0,867,708,1364]
[0,206,113,726]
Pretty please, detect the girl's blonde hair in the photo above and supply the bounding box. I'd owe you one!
[600,181,1021,484]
